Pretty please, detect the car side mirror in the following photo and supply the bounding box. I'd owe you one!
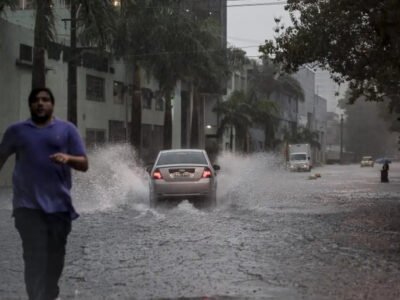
[213,164,220,171]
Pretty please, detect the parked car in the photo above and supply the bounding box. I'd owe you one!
[360,156,374,167]
[146,149,220,208]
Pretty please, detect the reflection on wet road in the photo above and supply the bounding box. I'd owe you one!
[1,146,400,299]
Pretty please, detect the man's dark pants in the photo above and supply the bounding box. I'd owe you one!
[14,208,71,300]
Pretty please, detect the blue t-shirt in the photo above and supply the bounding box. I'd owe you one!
[0,118,86,220]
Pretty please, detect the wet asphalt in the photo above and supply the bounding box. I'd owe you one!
[1,150,400,300]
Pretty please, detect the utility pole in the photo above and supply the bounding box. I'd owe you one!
[340,114,344,163]
[67,0,78,125]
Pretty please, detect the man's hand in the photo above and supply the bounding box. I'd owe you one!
[49,153,70,164]
[50,153,88,172]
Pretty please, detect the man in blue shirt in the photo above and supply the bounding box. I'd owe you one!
[0,87,88,300]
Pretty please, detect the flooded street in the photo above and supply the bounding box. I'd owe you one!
[1,146,400,299]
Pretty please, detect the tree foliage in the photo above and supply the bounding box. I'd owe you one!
[213,91,253,151]
[0,0,16,13]
[246,59,303,150]
[260,0,400,109]
[283,126,320,150]
[248,59,304,101]
[74,0,117,49]
[338,91,398,159]
[115,0,231,150]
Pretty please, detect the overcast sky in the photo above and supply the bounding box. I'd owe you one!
[227,1,290,58]
[227,1,346,114]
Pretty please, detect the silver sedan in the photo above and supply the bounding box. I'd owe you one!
[147,149,220,208]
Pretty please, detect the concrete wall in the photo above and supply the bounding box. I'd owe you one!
[0,19,32,186]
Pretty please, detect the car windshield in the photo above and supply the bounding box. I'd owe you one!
[362,156,372,160]
[290,154,307,161]
[157,151,207,165]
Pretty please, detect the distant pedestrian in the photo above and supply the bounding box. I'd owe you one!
[381,162,389,183]
[0,87,88,300]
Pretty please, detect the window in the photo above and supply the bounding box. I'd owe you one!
[57,0,68,8]
[86,75,105,102]
[113,81,124,104]
[86,129,106,148]
[157,151,207,165]
[154,91,164,111]
[19,44,32,62]
[109,120,126,143]
[18,0,33,9]
[142,88,152,109]
[82,53,108,73]
[47,42,62,61]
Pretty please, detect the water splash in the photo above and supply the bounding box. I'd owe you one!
[176,200,207,215]
[70,147,338,215]
[216,151,292,209]
[72,144,148,213]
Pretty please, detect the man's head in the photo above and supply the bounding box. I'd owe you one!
[28,88,55,125]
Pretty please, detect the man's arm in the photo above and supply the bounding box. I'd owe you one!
[49,153,89,172]
[0,126,15,172]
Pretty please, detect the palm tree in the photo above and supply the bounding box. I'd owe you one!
[249,59,304,100]
[283,126,320,149]
[0,0,53,88]
[140,2,198,149]
[188,24,230,149]
[144,12,230,149]
[116,0,230,152]
[0,0,16,13]
[3,0,116,119]
[213,91,253,151]
[31,1,54,88]
[247,59,304,150]
[114,0,173,152]
[67,0,117,124]
[247,90,279,150]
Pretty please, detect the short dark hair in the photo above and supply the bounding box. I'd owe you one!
[28,87,55,105]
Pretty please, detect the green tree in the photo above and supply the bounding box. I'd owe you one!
[116,0,230,151]
[32,1,54,88]
[142,10,228,149]
[338,91,397,159]
[114,0,180,152]
[0,0,55,89]
[2,0,116,119]
[260,0,400,109]
[0,0,16,13]
[67,0,117,124]
[247,59,303,150]
[247,90,278,150]
[213,90,252,151]
[283,126,320,149]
